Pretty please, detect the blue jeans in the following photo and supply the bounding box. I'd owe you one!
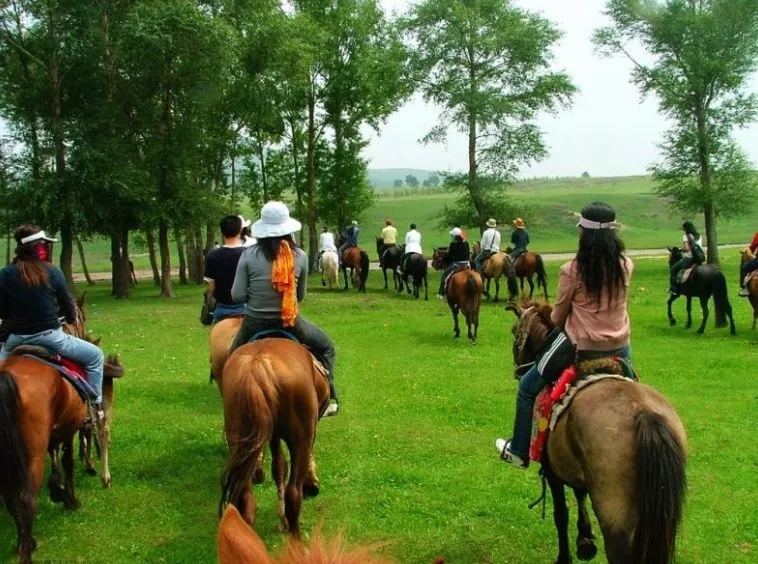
[438,261,469,295]
[212,303,245,324]
[740,258,758,286]
[509,247,526,262]
[508,345,631,457]
[0,328,104,403]
[474,251,490,273]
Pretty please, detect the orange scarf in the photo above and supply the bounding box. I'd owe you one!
[271,241,298,327]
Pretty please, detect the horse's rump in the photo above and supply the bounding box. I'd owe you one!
[10,345,97,402]
[210,316,243,388]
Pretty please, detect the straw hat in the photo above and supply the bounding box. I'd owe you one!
[512,218,526,229]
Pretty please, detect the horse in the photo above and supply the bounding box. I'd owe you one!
[399,247,428,300]
[319,250,339,290]
[336,235,368,293]
[667,247,736,334]
[444,269,483,344]
[740,248,758,329]
[219,337,330,539]
[506,300,687,564]
[505,248,548,300]
[471,241,518,302]
[0,297,123,563]
[375,237,402,291]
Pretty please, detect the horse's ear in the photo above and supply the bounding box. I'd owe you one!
[505,303,523,317]
[535,303,555,329]
[218,506,272,564]
[76,292,87,309]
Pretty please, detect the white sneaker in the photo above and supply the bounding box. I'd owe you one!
[495,438,529,469]
[738,287,750,297]
[324,402,339,417]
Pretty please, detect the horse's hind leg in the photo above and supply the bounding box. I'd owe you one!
[5,491,37,564]
[303,452,320,498]
[573,489,597,561]
[47,444,66,503]
[450,305,460,338]
[696,295,709,334]
[284,439,313,539]
[667,295,678,326]
[527,276,535,299]
[270,438,288,531]
[61,438,80,509]
[685,295,693,329]
[493,278,500,303]
[546,473,572,564]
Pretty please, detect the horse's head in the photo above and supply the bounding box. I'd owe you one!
[505,299,555,378]
[667,246,682,266]
[61,293,88,339]
[431,247,449,270]
[472,241,481,254]
[375,237,383,254]
[740,247,755,264]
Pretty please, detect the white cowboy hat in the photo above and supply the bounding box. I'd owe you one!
[238,215,252,229]
[486,218,497,228]
[450,227,462,237]
[251,201,302,239]
[21,230,58,244]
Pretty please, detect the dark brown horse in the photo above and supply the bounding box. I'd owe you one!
[337,235,369,292]
[219,338,330,539]
[740,248,758,329]
[445,269,483,344]
[375,237,402,291]
[0,298,122,563]
[506,249,549,299]
[506,300,687,564]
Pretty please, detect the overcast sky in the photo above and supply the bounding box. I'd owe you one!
[366,0,758,177]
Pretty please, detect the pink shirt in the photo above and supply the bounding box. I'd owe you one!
[551,257,634,352]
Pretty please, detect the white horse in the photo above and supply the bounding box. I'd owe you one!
[319,250,339,290]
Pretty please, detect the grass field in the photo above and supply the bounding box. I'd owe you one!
[1,253,756,563]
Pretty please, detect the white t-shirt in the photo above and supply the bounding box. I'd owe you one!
[682,233,703,248]
[404,229,422,255]
[242,236,256,247]
[481,228,501,252]
[319,232,337,252]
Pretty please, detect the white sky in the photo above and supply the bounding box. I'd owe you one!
[366,0,758,177]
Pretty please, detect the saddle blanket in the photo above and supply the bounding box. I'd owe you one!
[744,269,758,285]
[13,346,97,402]
[677,266,696,284]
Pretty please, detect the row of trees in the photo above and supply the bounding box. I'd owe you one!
[1,0,756,301]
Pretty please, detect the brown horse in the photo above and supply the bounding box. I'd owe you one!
[219,338,330,539]
[506,300,687,564]
[0,298,122,564]
[471,241,518,302]
[336,235,369,292]
[445,269,483,344]
[506,249,549,300]
[740,248,758,329]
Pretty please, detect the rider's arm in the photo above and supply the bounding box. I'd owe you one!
[230,254,249,304]
[551,264,575,328]
[51,268,76,324]
[750,232,758,254]
[296,253,308,303]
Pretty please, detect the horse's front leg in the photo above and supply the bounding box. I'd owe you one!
[685,295,693,329]
[697,295,709,334]
[382,267,388,289]
[493,277,500,303]
[341,267,349,290]
[483,277,491,299]
[423,273,428,301]
[61,439,80,509]
[573,488,597,561]
[667,294,678,326]
[270,439,287,531]
[527,276,535,299]
[546,472,572,564]
[47,444,65,503]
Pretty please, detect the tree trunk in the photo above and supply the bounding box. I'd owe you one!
[176,228,188,285]
[306,89,319,269]
[74,235,95,286]
[120,228,133,290]
[258,136,269,202]
[696,110,718,265]
[146,229,161,286]
[290,120,305,221]
[158,221,173,297]
[110,232,130,298]
[467,47,486,233]
[186,227,197,282]
[6,225,11,266]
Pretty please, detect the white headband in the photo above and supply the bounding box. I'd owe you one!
[20,230,58,244]
[577,215,619,230]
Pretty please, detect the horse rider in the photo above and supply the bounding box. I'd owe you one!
[496,202,633,468]
[338,220,360,261]
[668,221,704,296]
[739,231,758,297]
[0,224,105,421]
[474,218,501,274]
[229,201,339,416]
[380,218,398,257]
[240,215,256,247]
[317,225,338,270]
[203,215,247,323]
[509,217,530,263]
[437,227,470,299]
[400,223,423,273]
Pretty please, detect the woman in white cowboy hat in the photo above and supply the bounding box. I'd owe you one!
[474,218,501,274]
[509,217,530,262]
[238,215,256,247]
[229,201,339,415]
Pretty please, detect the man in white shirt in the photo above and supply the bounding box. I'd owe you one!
[399,223,422,273]
[474,218,501,274]
[318,225,337,270]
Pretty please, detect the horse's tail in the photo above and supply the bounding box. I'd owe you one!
[0,370,29,496]
[359,251,370,289]
[711,270,732,329]
[219,357,276,517]
[535,255,548,299]
[632,410,687,564]
[464,273,481,320]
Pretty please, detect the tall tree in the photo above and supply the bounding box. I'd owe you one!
[594,0,758,265]
[404,0,575,229]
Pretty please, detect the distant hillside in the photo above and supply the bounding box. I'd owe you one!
[368,168,438,189]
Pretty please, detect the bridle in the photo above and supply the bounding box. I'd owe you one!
[511,305,550,378]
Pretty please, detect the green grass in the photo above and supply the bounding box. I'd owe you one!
[2,253,756,563]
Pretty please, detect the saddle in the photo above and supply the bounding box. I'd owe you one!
[677,266,697,285]
[744,269,758,286]
[530,357,638,463]
[11,345,98,402]
[444,265,470,294]
[246,330,329,382]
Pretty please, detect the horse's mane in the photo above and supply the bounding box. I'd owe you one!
[506,299,554,364]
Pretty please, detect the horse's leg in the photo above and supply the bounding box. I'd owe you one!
[303,451,320,498]
[100,408,113,488]
[423,272,428,301]
[527,276,535,299]
[484,277,491,299]
[79,423,97,476]
[61,438,80,509]
[5,491,37,564]
[685,295,693,329]
[546,472,572,564]
[270,438,288,532]
[493,277,500,303]
[573,489,597,561]
[450,304,460,338]
[696,295,709,334]
[284,438,312,540]
[667,294,678,326]
[47,443,65,503]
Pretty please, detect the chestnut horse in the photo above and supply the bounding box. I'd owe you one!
[739,248,758,329]
[336,236,369,292]
[506,301,687,564]
[506,249,549,300]
[219,338,330,539]
[0,298,122,564]
[471,242,518,302]
[445,269,483,344]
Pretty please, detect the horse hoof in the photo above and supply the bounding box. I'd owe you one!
[102,476,112,489]
[86,467,97,477]
[469,338,477,345]
[321,280,326,287]
[64,497,81,510]
[576,538,597,561]
[49,485,65,503]
[303,482,320,498]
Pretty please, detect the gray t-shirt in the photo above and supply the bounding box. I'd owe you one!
[231,245,309,320]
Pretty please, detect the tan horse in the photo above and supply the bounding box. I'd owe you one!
[219,338,330,539]
[506,300,687,564]
[471,241,517,302]
[319,250,339,290]
[740,248,758,329]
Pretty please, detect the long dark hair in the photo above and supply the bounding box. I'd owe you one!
[682,221,699,240]
[257,235,296,262]
[576,202,628,305]
[12,224,50,287]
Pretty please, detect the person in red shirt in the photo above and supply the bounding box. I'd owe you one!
[739,232,758,296]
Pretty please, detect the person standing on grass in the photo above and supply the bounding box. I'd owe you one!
[230,201,339,416]
[239,215,256,247]
[204,215,247,323]
[495,202,633,468]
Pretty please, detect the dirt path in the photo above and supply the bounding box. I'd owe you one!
[72,244,745,282]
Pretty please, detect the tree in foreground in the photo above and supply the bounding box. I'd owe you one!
[404,0,575,231]
[595,0,758,265]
